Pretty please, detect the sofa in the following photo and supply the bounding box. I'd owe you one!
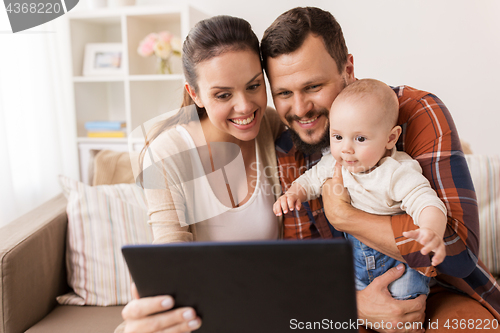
[1,149,499,333]
[0,194,125,333]
[0,150,141,333]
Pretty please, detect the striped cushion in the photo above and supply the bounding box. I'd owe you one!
[57,175,153,306]
[465,155,500,276]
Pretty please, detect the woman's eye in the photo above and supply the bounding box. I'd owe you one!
[216,93,231,100]
[356,136,366,142]
[248,83,261,91]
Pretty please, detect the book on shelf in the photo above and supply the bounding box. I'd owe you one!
[87,131,126,138]
[85,121,126,131]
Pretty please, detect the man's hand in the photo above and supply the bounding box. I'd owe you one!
[403,228,446,266]
[273,193,301,216]
[357,264,426,333]
[321,163,352,231]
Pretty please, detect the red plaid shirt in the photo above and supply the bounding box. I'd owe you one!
[275,85,500,319]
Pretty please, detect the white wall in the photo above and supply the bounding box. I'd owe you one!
[172,0,500,155]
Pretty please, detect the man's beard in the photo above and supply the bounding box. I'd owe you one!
[286,108,330,155]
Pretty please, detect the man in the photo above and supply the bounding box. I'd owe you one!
[261,6,499,333]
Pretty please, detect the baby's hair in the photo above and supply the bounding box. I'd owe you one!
[333,78,399,129]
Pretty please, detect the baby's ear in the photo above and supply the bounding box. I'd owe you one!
[386,125,402,149]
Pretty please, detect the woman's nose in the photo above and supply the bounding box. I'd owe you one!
[234,94,253,113]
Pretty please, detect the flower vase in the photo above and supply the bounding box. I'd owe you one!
[157,57,172,74]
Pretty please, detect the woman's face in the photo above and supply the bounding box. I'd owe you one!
[188,49,267,143]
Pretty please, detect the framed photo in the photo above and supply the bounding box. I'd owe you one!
[83,43,124,76]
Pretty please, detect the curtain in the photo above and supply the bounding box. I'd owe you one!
[0,11,79,227]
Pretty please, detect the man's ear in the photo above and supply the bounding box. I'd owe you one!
[386,125,402,149]
[185,83,204,108]
[344,54,355,83]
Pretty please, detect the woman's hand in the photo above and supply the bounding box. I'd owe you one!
[357,264,426,333]
[122,284,202,333]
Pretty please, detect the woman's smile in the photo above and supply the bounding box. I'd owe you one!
[229,110,257,127]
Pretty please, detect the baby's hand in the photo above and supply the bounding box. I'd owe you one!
[273,193,301,216]
[403,228,446,266]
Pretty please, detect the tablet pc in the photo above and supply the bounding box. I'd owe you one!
[122,239,358,332]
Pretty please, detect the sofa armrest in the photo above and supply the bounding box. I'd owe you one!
[0,193,69,333]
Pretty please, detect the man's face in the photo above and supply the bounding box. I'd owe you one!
[266,34,355,151]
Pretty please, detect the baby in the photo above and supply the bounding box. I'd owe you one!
[274,79,447,300]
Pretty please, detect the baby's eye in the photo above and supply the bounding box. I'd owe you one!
[332,134,342,141]
[355,136,367,143]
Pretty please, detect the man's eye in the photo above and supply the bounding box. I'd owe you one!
[308,84,321,90]
[277,91,292,97]
[332,134,342,141]
[356,136,366,142]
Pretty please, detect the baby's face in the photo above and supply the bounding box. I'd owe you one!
[329,97,392,173]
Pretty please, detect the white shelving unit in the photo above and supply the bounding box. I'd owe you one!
[67,5,208,184]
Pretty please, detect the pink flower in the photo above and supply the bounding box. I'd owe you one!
[137,31,182,60]
[171,36,182,55]
[158,31,173,43]
[154,41,172,60]
[137,33,158,57]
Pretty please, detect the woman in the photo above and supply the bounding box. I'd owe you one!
[118,15,284,332]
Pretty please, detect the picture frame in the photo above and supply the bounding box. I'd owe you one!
[83,43,124,76]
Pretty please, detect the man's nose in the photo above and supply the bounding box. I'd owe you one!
[293,94,313,118]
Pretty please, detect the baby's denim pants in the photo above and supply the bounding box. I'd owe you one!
[345,233,430,300]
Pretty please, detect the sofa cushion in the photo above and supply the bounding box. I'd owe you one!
[465,154,500,276]
[92,150,139,186]
[25,305,124,333]
[57,175,153,306]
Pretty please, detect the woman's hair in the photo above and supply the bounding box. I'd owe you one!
[138,15,261,184]
[261,7,348,74]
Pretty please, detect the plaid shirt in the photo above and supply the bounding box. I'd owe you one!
[275,85,500,319]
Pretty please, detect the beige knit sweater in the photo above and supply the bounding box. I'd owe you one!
[141,107,284,243]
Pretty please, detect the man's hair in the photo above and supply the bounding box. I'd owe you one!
[333,79,399,129]
[261,7,348,74]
